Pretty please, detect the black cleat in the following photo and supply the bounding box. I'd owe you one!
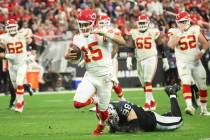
[165,84,180,97]
[24,84,34,96]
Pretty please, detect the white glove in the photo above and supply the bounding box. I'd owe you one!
[162,58,169,71]
[78,59,85,68]
[126,57,132,70]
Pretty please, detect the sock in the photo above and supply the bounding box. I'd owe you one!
[16,85,24,103]
[73,98,93,108]
[144,82,154,103]
[170,96,182,117]
[98,110,108,125]
[182,84,192,107]
[199,90,208,112]
[113,84,123,97]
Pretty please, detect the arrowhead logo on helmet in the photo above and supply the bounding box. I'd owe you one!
[6,19,18,36]
[176,11,191,30]
[77,8,96,36]
[137,15,150,32]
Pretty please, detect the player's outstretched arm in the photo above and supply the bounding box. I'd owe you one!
[92,28,126,46]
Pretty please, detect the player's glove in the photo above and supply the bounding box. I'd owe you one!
[162,58,169,71]
[126,57,132,70]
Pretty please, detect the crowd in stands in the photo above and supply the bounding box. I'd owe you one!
[0,0,210,91]
[0,0,209,39]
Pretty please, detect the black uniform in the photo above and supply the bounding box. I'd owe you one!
[108,99,183,133]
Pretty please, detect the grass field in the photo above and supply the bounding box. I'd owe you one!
[0,88,210,140]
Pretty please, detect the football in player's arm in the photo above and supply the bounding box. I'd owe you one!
[64,8,126,136]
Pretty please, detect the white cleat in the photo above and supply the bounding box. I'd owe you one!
[200,111,210,116]
[89,106,96,112]
[185,106,195,115]
[14,100,25,113]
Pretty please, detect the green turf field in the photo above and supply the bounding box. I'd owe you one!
[0,88,210,140]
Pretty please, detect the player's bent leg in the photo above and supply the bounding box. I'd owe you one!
[166,85,182,117]
[155,87,183,130]
[144,82,156,111]
[192,64,210,116]
[199,90,210,116]
[73,76,96,109]
[182,84,195,115]
[14,65,27,113]
[14,85,25,113]
[143,56,157,111]
[93,77,112,136]
[154,112,183,131]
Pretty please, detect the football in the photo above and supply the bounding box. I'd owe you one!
[70,44,82,60]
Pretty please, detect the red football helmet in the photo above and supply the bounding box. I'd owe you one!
[176,11,191,30]
[6,19,18,35]
[77,8,96,36]
[98,15,110,28]
[137,15,150,31]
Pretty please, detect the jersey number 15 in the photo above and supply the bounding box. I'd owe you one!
[81,41,103,63]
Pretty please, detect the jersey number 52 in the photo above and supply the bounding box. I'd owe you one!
[178,35,196,50]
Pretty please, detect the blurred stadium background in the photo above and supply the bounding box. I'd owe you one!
[0,0,210,140]
[0,0,210,93]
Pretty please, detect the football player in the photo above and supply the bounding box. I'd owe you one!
[97,15,126,101]
[88,15,126,112]
[64,8,126,136]
[107,85,183,133]
[0,19,31,112]
[126,15,167,111]
[167,11,210,116]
